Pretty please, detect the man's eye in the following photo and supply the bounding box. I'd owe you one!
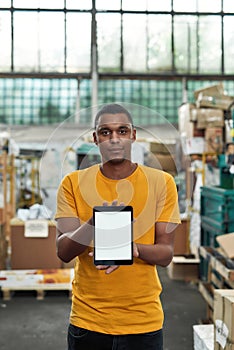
[100,130,111,136]
[118,128,129,135]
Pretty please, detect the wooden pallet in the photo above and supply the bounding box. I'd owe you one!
[1,283,72,300]
[0,268,73,300]
[199,246,234,288]
[199,246,234,322]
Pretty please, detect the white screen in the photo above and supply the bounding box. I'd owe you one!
[95,211,132,260]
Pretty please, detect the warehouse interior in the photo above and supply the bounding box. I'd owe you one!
[0,1,234,350]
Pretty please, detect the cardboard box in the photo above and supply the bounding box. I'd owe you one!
[181,122,205,139]
[214,293,234,350]
[193,324,214,350]
[10,220,63,269]
[197,93,234,110]
[178,103,196,123]
[178,103,205,138]
[167,255,200,281]
[149,141,176,154]
[154,153,177,173]
[194,83,234,110]
[178,103,194,139]
[173,219,190,256]
[205,127,223,153]
[216,233,234,259]
[183,137,205,155]
[194,83,224,101]
[147,153,177,174]
[213,290,234,321]
[192,108,224,129]
[214,289,234,311]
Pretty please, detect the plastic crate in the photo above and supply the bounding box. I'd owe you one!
[200,186,234,233]
[200,219,224,247]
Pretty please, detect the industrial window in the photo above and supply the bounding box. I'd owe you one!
[0,79,78,125]
[0,77,234,126]
[0,0,234,74]
[0,1,234,126]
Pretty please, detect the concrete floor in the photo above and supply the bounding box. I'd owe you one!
[0,267,207,350]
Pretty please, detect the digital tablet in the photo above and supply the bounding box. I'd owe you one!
[93,206,133,266]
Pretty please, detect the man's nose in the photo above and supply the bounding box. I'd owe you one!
[110,131,120,142]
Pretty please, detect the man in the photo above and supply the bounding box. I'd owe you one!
[55,103,181,350]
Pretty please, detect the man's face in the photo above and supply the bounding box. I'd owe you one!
[93,113,136,164]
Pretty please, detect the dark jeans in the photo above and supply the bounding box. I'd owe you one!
[67,323,163,350]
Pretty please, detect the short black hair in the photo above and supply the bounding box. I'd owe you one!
[94,103,133,128]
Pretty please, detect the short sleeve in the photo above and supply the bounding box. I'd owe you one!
[55,174,78,219]
[156,174,181,224]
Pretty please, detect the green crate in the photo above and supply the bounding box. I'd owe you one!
[200,219,224,247]
[220,171,234,189]
[200,186,234,232]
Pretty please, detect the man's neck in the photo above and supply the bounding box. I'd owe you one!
[100,160,137,180]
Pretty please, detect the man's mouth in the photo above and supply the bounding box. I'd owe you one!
[109,148,123,153]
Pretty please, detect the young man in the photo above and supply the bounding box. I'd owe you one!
[55,103,181,350]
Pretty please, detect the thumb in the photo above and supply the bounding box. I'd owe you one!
[133,243,139,258]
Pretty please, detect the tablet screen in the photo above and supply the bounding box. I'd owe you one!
[93,206,133,265]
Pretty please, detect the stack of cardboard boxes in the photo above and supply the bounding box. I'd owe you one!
[178,82,234,156]
[144,139,200,280]
[178,83,234,260]
[194,289,234,350]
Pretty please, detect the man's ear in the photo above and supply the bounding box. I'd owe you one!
[131,129,136,143]
[93,131,98,145]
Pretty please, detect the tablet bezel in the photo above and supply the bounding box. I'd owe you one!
[93,205,133,266]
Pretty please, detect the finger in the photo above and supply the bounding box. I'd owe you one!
[105,265,119,274]
[111,200,118,206]
[96,265,108,270]
[102,201,108,206]
[133,243,139,258]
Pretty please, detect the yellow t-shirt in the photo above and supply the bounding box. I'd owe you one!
[55,164,181,335]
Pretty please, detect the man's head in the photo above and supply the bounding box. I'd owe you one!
[93,103,136,165]
[94,103,133,129]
